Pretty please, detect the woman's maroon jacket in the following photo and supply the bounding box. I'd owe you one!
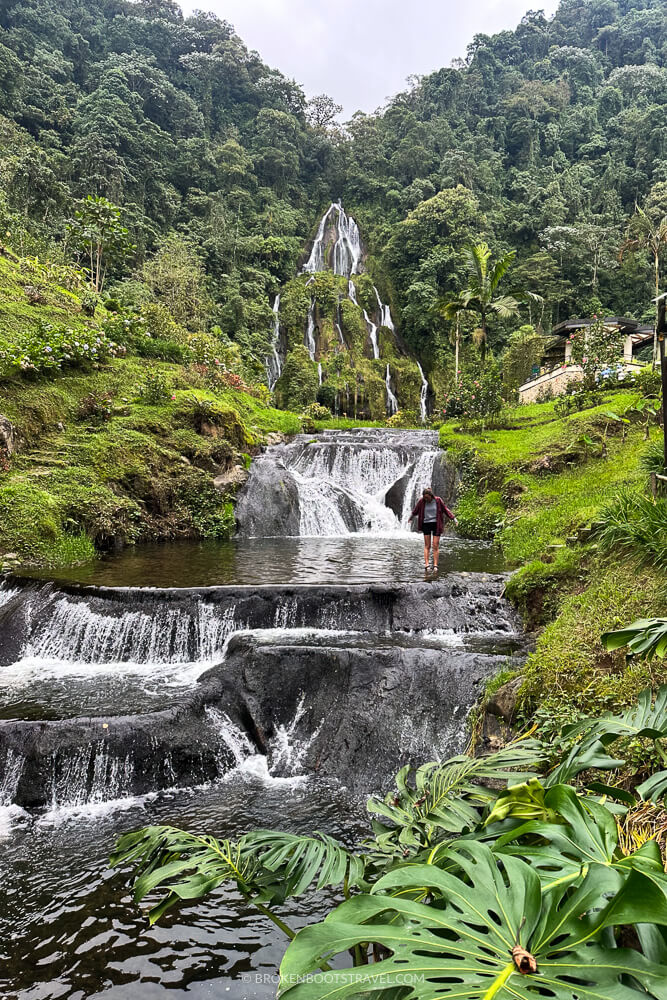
[409,496,455,535]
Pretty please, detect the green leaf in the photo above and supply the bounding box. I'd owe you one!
[367,742,546,859]
[492,784,660,888]
[602,622,667,662]
[279,842,667,999]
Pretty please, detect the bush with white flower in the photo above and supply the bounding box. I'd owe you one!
[0,322,125,377]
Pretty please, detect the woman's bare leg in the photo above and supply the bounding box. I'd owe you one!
[423,534,431,568]
[432,535,440,570]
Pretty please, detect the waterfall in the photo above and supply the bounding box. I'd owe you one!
[417,362,429,422]
[239,430,440,537]
[302,204,335,273]
[333,204,362,276]
[0,749,24,806]
[373,285,395,331]
[317,362,323,385]
[50,742,134,811]
[26,599,238,665]
[348,279,358,306]
[385,365,398,416]
[265,294,282,391]
[0,582,19,608]
[303,201,362,277]
[335,322,345,346]
[305,300,316,360]
[363,309,380,359]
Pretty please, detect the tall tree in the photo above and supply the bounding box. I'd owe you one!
[440,243,538,359]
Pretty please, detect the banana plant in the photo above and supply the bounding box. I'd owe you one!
[278,842,667,999]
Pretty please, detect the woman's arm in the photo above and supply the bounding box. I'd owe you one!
[438,498,457,522]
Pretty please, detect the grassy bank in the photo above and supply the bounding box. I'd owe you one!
[440,394,667,728]
[0,254,302,569]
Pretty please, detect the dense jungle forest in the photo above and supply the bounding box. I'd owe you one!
[0,0,666,375]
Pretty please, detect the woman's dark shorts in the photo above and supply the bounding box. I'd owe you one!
[422,521,439,537]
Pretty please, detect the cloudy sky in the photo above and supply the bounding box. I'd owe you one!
[179,0,560,117]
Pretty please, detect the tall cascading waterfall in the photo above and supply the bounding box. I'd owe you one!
[385,364,399,415]
[301,202,399,365]
[265,294,282,390]
[305,299,317,360]
[303,201,362,277]
[364,309,380,359]
[417,361,429,422]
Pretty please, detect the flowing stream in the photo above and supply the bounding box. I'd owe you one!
[0,429,523,999]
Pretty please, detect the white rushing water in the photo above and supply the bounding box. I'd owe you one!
[348,279,358,305]
[373,285,395,331]
[26,599,238,665]
[317,362,323,385]
[363,309,380,359]
[205,701,316,786]
[303,201,362,277]
[417,361,429,422]
[305,300,316,360]
[271,431,439,537]
[265,294,282,390]
[385,365,398,415]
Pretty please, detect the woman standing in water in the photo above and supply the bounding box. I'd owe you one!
[409,487,457,572]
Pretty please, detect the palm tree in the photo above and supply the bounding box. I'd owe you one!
[440,242,538,360]
[620,206,667,364]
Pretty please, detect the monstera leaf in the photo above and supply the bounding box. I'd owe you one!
[241,830,367,902]
[368,742,545,857]
[279,842,667,1000]
[492,784,665,888]
[546,686,667,786]
[111,825,365,924]
[602,620,667,661]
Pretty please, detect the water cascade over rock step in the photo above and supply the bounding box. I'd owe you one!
[0,574,522,807]
[235,429,456,538]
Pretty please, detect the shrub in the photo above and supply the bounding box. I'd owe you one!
[186,332,226,367]
[455,488,505,540]
[634,364,661,398]
[0,322,125,376]
[137,369,171,405]
[597,490,667,570]
[303,402,331,421]
[77,390,115,424]
[385,408,418,428]
[442,361,504,425]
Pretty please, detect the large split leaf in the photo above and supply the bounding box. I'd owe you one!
[546,685,667,786]
[602,620,667,661]
[279,842,667,1000]
[493,784,664,888]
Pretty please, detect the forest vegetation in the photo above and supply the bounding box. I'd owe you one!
[2,0,667,992]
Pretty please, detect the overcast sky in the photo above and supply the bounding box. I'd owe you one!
[179,0,560,117]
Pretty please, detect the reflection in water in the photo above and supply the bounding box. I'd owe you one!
[23,534,506,588]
